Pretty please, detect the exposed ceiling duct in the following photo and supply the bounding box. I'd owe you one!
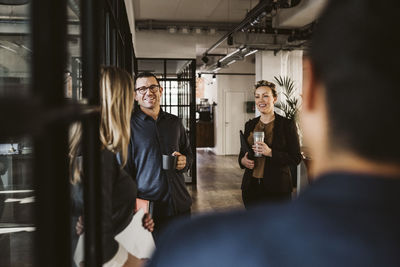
[135,20,236,32]
[272,0,327,29]
[132,0,324,70]
[202,0,275,57]
[200,0,319,71]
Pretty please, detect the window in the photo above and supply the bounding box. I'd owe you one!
[0,0,136,265]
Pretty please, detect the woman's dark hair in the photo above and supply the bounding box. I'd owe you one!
[254,80,277,97]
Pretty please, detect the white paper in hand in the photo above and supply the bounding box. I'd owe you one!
[114,208,156,259]
[73,234,84,267]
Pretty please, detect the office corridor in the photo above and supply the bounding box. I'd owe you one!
[189,149,245,215]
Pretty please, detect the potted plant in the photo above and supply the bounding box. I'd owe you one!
[273,75,300,121]
[274,75,302,188]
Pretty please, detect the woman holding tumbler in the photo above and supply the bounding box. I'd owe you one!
[239,80,301,209]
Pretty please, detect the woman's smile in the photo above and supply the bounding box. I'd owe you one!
[255,86,276,114]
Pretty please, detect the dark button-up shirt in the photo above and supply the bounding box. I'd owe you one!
[125,108,192,214]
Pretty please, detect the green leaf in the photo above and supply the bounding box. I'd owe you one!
[273,75,301,121]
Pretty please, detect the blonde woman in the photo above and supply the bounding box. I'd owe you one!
[70,66,154,267]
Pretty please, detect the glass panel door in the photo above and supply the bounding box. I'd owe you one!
[0,2,34,266]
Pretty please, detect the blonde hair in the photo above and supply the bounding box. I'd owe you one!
[69,122,83,184]
[99,66,135,167]
[69,66,134,184]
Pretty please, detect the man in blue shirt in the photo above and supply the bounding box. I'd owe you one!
[125,72,192,240]
[148,0,400,266]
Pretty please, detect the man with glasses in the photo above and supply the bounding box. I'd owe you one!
[125,72,192,241]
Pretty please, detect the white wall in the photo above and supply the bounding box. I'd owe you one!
[256,50,302,89]
[135,30,225,58]
[255,51,282,82]
[280,50,303,97]
[255,50,303,117]
[202,57,256,155]
[124,0,136,52]
[201,74,218,104]
[135,31,197,58]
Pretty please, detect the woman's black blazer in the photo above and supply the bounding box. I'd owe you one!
[238,113,302,193]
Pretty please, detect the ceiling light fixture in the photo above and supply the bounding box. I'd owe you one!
[227,60,236,66]
[20,44,32,52]
[219,48,241,62]
[181,27,190,34]
[244,49,258,57]
[168,26,177,34]
[0,45,17,53]
[194,28,202,34]
[213,67,221,72]
[201,55,209,64]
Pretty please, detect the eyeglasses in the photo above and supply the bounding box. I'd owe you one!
[135,84,160,94]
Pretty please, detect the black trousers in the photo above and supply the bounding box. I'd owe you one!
[152,200,191,243]
[242,178,291,210]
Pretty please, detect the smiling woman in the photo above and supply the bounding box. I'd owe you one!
[254,81,277,115]
[238,80,302,209]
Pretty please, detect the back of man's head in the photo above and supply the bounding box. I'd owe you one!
[310,0,400,164]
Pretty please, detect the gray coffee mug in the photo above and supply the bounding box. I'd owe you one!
[162,155,177,170]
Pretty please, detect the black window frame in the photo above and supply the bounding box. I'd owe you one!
[0,0,136,266]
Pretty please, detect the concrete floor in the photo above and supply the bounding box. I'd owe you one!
[188,149,245,215]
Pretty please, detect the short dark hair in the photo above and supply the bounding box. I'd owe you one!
[254,80,277,97]
[134,72,160,87]
[310,0,400,163]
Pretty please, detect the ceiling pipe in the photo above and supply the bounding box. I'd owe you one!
[199,72,255,76]
[273,0,326,28]
[0,0,29,5]
[136,20,237,32]
[203,0,274,57]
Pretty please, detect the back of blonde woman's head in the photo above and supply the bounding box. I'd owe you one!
[100,66,135,167]
[69,122,82,184]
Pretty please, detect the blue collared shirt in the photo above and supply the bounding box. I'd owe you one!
[125,108,192,214]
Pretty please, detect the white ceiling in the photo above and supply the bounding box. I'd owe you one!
[130,0,327,69]
[133,0,260,22]
[0,3,79,20]
[0,4,29,17]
